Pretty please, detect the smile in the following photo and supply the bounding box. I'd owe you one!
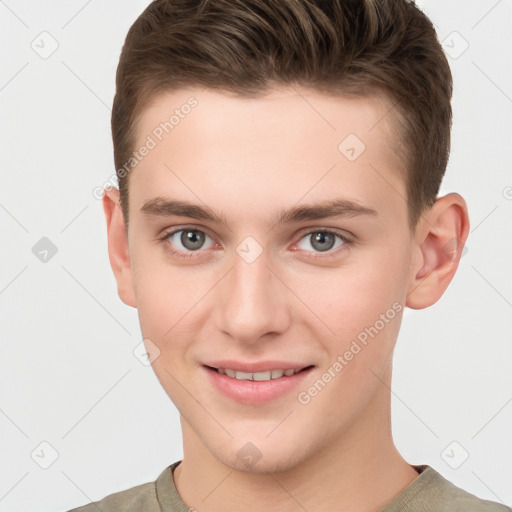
[204,364,315,404]
[214,367,304,381]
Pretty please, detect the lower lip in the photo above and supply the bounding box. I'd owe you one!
[203,365,314,405]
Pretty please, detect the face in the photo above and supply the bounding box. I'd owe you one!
[122,86,420,473]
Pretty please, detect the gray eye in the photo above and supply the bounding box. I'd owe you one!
[309,232,336,252]
[180,230,206,251]
[296,231,346,253]
[164,228,216,256]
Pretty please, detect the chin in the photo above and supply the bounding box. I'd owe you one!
[210,435,315,475]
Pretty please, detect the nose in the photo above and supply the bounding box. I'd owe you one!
[214,246,292,345]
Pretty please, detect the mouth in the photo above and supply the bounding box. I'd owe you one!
[203,363,315,405]
[205,365,314,381]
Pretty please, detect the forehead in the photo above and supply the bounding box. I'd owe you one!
[138,85,400,141]
[128,86,407,226]
[134,85,403,163]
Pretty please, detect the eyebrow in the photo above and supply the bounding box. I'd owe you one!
[140,196,378,226]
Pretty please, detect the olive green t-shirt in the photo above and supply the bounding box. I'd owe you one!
[67,461,511,512]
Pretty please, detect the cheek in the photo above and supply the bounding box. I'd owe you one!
[129,248,198,342]
[295,260,406,415]
[297,254,406,334]
[290,243,409,379]
[131,261,202,402]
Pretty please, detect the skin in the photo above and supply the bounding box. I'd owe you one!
[103,86,469,512]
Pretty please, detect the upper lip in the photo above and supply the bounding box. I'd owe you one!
[203,360,313,373]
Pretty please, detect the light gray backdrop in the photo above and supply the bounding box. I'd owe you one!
[1,1,511,510]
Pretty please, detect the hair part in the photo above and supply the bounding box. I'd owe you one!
[111,0,452,231]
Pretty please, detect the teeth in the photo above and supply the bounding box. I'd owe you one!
[253,371,271,381]
[236,371,253,380]
[217,367,303,381]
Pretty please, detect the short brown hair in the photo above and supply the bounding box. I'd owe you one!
[111,0,452,230]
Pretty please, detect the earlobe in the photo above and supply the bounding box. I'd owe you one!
[102,187,137,308]
[406,193,469,310]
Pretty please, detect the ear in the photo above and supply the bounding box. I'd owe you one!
[102,187,137,308]
[406,193,469,309]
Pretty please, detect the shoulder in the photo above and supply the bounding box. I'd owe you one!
[381,465,511,512]
[65,463,178,512]
[66,480,158,512]
[431,470,511,512]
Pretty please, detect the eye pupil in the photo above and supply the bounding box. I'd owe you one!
[311,232,335,252]
[181,230,205,250]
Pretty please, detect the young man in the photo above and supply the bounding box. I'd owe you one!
[69,0,509,511]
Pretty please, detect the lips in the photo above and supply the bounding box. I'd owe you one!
[202,362,315,404]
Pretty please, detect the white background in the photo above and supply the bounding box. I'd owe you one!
[0,1,511,510]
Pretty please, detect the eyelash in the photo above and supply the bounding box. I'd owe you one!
[158,226,352,261]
